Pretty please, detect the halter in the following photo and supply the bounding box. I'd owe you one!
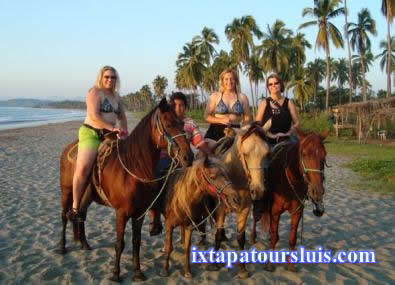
[298,134,325,185]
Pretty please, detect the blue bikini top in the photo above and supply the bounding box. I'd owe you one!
[100,98,121,115]
[215,93,244,115]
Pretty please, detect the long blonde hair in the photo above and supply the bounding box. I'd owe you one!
[218,68,240,93]
[94,65,120,94]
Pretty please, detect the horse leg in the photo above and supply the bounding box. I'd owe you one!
[160,222,174,277]
[76,184,94,250]
[183,227,193,278]
[131,217,146,281]
[57,187,72,254]
[287,207,303,272]
[250,214,257,244]
[264,210,280,272]
[236,205,250,279]
[109,210,127,282]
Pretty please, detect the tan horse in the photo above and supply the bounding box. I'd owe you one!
[160,155,240,278]
[201,122,270,279]
[58,98,193,282]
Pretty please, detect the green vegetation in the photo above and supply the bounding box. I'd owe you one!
[46,100,86,109]
[326,138,395,194]
[300,112,334,134]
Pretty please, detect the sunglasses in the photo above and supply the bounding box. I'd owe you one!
[268,82,280,87]
[104,75,117,80]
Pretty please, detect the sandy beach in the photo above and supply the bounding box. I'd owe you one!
[0,113,394,284]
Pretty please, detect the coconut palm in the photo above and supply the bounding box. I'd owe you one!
[259,20,293,74]
[288,70,314,111]
[352,51,374,101]
[193,27,219,65]
[152,75,168,100]
[225,15,263,68]
[289,32,312,74]
[306,58,326,107]
[348,8,377,101]
[376,37,395,83]
[245,48,264,116]
[344,0,354,103]
[381,0,395,97]
[332,58,349,104]
[299,0,345,111]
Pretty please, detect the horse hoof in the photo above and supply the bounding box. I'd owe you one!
[109,274,121,282]
[55,247,67,255]
[133,271,147,282]
[264,263,275,272]
[159,269,169,277]
[238,271,249,279]
[80,243,91,250]
[183,271,192,278]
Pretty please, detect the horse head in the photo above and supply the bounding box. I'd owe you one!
[152,98,193,167]
[295,128,328,217]
[198,155,240,211]
[237,123,270,200]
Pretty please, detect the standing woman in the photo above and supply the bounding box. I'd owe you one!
[204,68,252,141]
[67,66,128,220]
[256,74,300,146]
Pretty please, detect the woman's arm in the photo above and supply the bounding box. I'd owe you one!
[255,99,267,123]
[86,88,115,130]
[116,96,128,135]
[204,93,230,125]
[285,99,300,136]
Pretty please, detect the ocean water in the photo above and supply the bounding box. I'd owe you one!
[0,107,86,130]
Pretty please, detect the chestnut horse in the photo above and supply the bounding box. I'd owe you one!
[251,129,327,272]
[200,123,270,279]
[160,156,240,278]
[58,98,192,281]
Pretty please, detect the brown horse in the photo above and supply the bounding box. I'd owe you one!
[58,98,193,281]
[159,155,240,278]
[201,123,270,279]
[251,128,327,272]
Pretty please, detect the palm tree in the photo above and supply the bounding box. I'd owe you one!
[140,84,153,110]
[245,48,264,116]
[288,69,314,111]
[259,20,293,74]
[299,0,345,111]
[193,27,219,65]
[289,32,312,73]
[332,58,349,104]
[376,37,395,77]
[225,15,263,68]
[348,8,377,101]
[152,75,168,100]
[381,0,395,97]
[344,0,354,103]
[306,58,326,107]
[352,51,374,101]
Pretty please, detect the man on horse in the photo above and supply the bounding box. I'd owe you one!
[149,91,212,236]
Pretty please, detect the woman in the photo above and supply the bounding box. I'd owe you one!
[256,73,300,146]
[204,68,251,142]
[67,66,128,221]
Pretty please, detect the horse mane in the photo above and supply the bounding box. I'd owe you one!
[118,106,161,181]
[165,157,225,222]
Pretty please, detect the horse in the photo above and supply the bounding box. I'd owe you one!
[251,128,328,272]
[159,155,240,278]
[58,98,193,281]
[200,122,270,279]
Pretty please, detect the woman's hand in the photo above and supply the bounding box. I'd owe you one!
[111,127,128,139]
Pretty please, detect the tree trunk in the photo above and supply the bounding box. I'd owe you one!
[249,79,256,118]
[361,55,367,102]
[325,48,331,111]
[344,0,354,103]
[387,19,392,98]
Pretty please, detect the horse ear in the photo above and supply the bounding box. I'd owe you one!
[158,97,169,112]
[294,127,306,140]
[319,131,329,141]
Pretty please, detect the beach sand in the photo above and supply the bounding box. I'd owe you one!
[0,114,394,284]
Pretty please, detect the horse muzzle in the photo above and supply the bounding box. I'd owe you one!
[312,200,325,217]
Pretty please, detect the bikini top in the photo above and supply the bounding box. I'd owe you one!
[100,97,121,115]
[215,93,244,115]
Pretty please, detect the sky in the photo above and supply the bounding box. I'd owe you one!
[0,0,392,101]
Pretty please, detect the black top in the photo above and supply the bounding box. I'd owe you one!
[261,97,292,134]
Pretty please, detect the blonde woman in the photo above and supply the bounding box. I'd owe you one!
[67,66,128,221]
[204,68,252,141]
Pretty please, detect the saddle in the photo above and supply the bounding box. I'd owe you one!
[213,127,236,156]
[67,133,118,207]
